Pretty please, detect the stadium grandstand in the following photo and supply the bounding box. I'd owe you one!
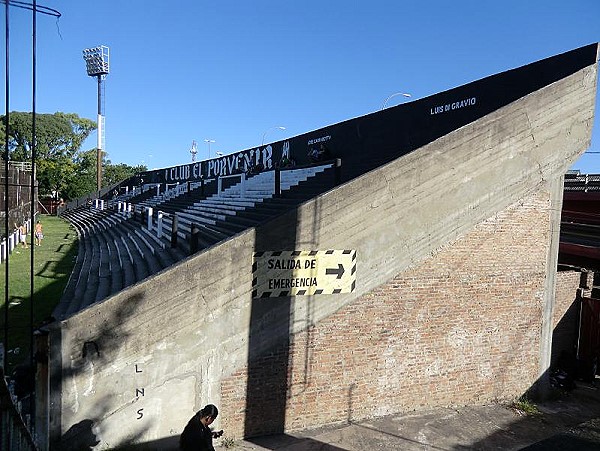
[1,43,599,450]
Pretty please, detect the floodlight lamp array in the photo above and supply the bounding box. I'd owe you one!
[83,45,110,76]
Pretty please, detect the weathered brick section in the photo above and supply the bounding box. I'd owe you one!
[551,271,582,365]
[554,271,582,328]
[222,189,552,437]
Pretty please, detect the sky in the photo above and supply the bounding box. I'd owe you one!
[2,0,600,173]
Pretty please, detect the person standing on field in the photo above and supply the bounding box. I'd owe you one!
[35,220,44,246]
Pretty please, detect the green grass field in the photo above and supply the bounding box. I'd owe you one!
[0,214,78,370]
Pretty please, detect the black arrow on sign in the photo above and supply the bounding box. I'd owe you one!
[326,264,345,279]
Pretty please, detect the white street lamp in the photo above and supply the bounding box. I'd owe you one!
[262,126,286,145]
[381,92,411,110]
[204,139,215,159]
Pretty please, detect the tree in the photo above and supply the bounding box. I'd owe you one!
[1,112,96,197]
[62,148,98,200]
[103,162,147,188]
[2,111,147,200]
[57,150,147,200]
[1,111,96,161]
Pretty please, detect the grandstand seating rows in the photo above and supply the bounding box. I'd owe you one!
[55,163,336,318]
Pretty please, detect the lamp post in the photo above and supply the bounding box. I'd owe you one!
[262,126,286,145]
[381,92,411,109]
[204,139,215,159]
[83,45,109,192]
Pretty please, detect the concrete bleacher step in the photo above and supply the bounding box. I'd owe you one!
[58,206,191,314]
[131,218,187,262]
[185,207,230,222]
[231,209,274,223]
[56,163,336,318]
[211,219,248,235]
[54,233,86,319]
[138,226,187,263]
[202,198,257,208]
[135,180,218,212]
[68,232,102,314]
[103,226,128,292]
[219,213,260,228]
[95,230,114,302]
[104,213,177,274]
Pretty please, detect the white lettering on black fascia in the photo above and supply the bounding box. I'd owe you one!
[430,97,476,115]
[307,135,332,146]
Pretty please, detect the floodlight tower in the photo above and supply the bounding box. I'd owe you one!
[83,45,110,192]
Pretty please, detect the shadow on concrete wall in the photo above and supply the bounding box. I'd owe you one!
[244,210,298,438]
[243,193,327,445]
[51,291,152,449]
[59,419,99,451]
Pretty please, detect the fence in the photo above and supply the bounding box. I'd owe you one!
[0,367,38,451]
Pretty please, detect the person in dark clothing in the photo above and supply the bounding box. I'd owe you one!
[180,404,223,451]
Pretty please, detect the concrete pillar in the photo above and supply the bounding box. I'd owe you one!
[274,166,281,198]
[190,224,199,254]
[157,212,163,238]
[217,177,222,196]
[156,184,161,196]
[240,173,246,197]
[335,158,342,185]
[147,207,154,230]
[171,214,178,248]
[535,175,565,400]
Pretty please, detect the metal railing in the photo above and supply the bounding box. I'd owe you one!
[0,368,38,451]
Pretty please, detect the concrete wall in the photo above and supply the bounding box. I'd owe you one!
[49,60,597,448]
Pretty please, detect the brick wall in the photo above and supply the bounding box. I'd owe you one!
[551,271,581,366]
[554,271,582,328]
[221,188,553,438]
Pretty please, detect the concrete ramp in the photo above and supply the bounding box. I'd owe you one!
[48,44,599,449]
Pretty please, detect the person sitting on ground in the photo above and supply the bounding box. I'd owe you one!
[180,404,223,451]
